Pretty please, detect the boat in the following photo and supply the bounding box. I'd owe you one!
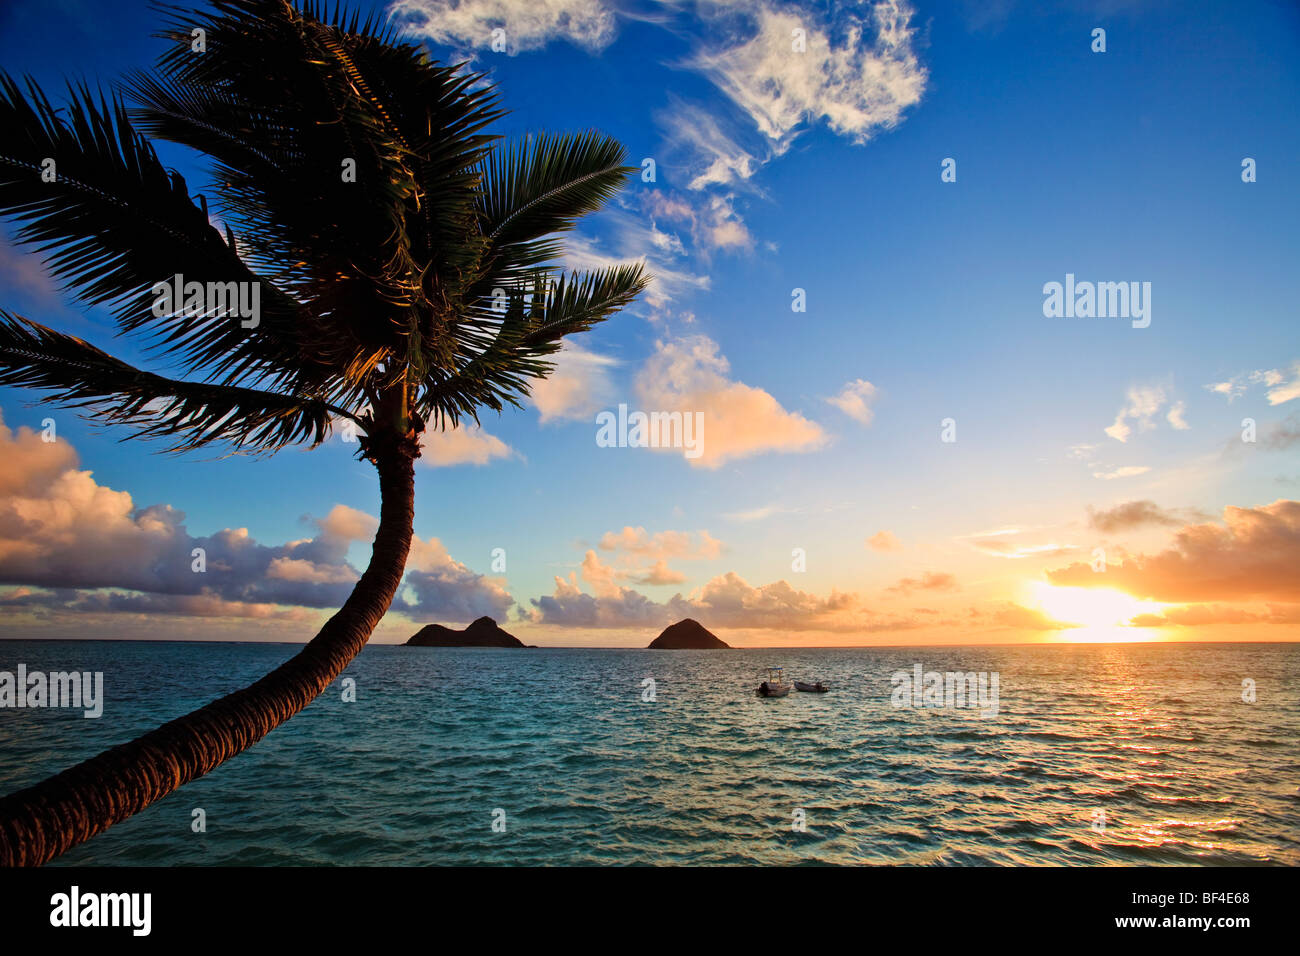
[794,681,828,693]
[756,667,791,697]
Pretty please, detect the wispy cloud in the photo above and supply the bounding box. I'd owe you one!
[1105,384,1171,443]
[686,0,927,150]
[722,502,789,522]
[563,230,709,312]
[656,96,764,191]
[1093,465,1151,480]
[1205,362,1300,406]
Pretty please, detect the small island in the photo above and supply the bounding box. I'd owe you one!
[405,616,528,648]
[647,619,730,649]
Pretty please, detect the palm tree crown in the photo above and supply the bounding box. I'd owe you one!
[0,0,647,460]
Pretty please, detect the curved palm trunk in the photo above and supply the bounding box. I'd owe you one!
[0,445,417,866]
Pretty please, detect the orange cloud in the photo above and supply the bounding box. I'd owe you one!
[634,335,826,468]
[597,525,723,561]
[867,530,902,552]
[1128,603,1300,628]
[1047,499,1300,603]
[0,407,509,621]
[887,572,957,595]
[530,343,619,423]
[420,424,513,467]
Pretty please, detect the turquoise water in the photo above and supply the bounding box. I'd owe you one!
[1,640,1297,865]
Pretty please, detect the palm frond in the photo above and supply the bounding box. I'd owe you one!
[418,263,649,427]
[0,312,342,453]
[523,264,651,345]
[479,131,634,253]
[0,72,318,391]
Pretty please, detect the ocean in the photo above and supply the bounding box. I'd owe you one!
[1,640,1297,866]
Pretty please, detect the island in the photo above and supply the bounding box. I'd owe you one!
[647,618,730,649]
[405,616,528,648]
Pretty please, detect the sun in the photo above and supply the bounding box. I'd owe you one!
[1027,582,1167,642]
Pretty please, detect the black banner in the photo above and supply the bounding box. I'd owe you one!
[0,865,1285,943]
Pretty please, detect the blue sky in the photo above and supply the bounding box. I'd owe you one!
[1,0,1297,644]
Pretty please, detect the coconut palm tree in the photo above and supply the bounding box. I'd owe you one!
[0,0,647,865]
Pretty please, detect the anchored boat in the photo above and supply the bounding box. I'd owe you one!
[794,681,829,693]
[756,667,791,698]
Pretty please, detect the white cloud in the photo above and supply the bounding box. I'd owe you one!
[1264,363,1300,405]
[1204,363,1300,406]
[701,194,754,249]
[391,0,926,197]
[648,223,686,257]
[1205,379,1246,402]
[390,0,618,54]
[640,188,754,253]
[1166,400,1189,430]
[1105,385,1168,443]
[687,0,927,150]
[563,231,709,312]
[656,97,764,190]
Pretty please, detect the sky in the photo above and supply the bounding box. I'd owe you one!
[0,0,1298,646]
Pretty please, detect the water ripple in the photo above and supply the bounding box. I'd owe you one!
[0,641,1296,865]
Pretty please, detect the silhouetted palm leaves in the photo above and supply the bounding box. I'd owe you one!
[0,0,648,451]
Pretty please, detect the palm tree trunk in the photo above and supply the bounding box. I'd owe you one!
[0,443,417,866]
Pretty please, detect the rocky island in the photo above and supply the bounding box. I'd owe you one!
[405,616,529,648]
[647,619,730,649]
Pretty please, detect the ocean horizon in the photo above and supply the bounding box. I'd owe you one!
[3,639,1296,866]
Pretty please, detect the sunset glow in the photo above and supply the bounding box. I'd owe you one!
[1028,584,1167,638]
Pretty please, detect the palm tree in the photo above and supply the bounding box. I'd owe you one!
[0,0,647,865]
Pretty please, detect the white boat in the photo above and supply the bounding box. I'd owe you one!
[756,667,791,697]
[794,681,828,693]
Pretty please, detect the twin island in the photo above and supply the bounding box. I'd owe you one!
[404,616,731,649]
